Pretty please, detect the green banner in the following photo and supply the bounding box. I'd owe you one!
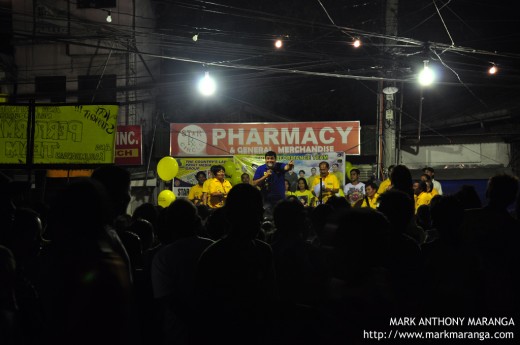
[0,104,118,164]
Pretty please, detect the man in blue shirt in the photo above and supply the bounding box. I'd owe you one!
[253,151,294,217]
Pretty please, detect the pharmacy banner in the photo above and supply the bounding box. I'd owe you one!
[115,125,142,165]
[170,121,360,156]
[173,157,231,199]
[0,104,118,164]
[234,152,346,188]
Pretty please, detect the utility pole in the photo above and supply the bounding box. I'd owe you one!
[125,0,137,125]
[381,0,399,172]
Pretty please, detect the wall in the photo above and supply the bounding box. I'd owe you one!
[12,0,158,128]
[400,142,510,170]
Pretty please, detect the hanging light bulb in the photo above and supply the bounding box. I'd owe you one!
[198,71,216,96]
[106,10,112,23]
[418,60,435,86]
[353,38,361,48]
[488,65,497,75]
[274,39,283,49]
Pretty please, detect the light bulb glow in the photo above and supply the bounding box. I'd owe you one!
[418,63,435,86]
[353,39,361,48]
[274,39,283,49]
[198,72,216,96]
[106,11,112,23]
[488,66,497,75]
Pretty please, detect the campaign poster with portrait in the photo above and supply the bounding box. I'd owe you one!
[172,157,231,199]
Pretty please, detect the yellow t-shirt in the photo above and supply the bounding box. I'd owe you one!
[206,178,233,209]
[201,178,213,205]
[307,175,317,190]
[361,192,380,209]
[414,192,432,213]
[293,190,315,207]
[188,184,204,205]
[311,174,340,204]
[378,178,391,194]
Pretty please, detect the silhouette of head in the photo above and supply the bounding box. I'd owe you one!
[49,178,111,241]
[377,189,414,233]
[165,199,201,242]
[390,165,413,197]
[132,202,159,228]
[326,195,351,210]
[273,199,306,235]
[224,184,263,238]
[454,185,482,209]
[91,166,131,219]
[430,195,463,236]
[10,208,43,260]
[486,174,519,209]
[333,208,391,276]
[205,207,230,240]
[128,218,155,251]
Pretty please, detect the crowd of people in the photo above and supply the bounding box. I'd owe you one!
[1,155,519,344]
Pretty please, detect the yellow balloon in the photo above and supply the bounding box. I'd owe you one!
[345,161,353,170]
[223,160,235,176]
[158,190,176,208]
[157,156,179,181]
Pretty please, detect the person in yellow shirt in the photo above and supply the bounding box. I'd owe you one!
[293,177,315,207]
[377,165,394,194]
[414,180,432,213]
[360,182,380,209]
[201,168,214,206]
[188,171,206,205]
[311,161,340,205]
[206,165,233,209]
[423,167,443,195]
[307,167,318,190]
[420,174,439,196]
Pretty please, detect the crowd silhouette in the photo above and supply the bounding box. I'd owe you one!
[1,165,519,344]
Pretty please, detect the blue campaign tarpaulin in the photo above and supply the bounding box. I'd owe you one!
[441,179,517,212]
[441,179,488,205]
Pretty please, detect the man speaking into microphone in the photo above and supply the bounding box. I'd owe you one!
[311,161,340,205]
[253,150,294,217]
